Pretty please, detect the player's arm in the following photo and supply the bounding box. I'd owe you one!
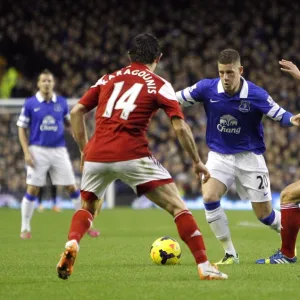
[279,59,300,81]
[16,104,34,167]
[277,60,300,126]
[62,99,72,133]
[18,127,34,167]
[63,119,73,136]
[156,80,210,182]
[70,103,89,153]
[256,90,300,127]
[175,80,207,107]
[171,117,210,183]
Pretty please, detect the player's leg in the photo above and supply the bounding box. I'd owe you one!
[56,161,115,279]
[49,147,99,235]
[65,184,100,237]
[235,152,281,233]
[251,201,281,232]
[21,146,49,238]
[202,178,238,264]
[51,185,61,212]
[280,181,300,258]
[20,184,41,239]
[119,156,227,279]
[256,181,300,264]
[201,151,238,264]
[37,187,45,212]
[49,148,80,210]
[145,183,227,280]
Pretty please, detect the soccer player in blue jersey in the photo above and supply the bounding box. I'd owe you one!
[17,69,100,239]
[176,49,300,264]
[256,59,300,264]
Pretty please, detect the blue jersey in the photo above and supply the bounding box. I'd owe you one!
[17,92,70,147]
[176,77,288,154]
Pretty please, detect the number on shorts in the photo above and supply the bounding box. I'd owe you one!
[102,81,143,120]
[257,175,268,189]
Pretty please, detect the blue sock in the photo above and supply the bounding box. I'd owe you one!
[70,189,80,200]
[204,200,221,211]
[259,210,275,225]
[25,192,37,202]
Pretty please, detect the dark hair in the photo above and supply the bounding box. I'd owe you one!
[128,33,161,64]
[218,49,241,65]
[37,69,54,81]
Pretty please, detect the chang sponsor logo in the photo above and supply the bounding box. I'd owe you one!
[40,115,58,131]
[217,115,241,134]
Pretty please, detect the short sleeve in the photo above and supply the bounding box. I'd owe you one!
[79,86,100,111]
[157,81,184,119]
[16,99,31,128]
[176,79,207,107]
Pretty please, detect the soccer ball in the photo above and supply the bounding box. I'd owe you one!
[150,236,181,265]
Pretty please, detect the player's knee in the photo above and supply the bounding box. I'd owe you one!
[66,185,77,194]
[26,185,40,196]
[202,192,220,203]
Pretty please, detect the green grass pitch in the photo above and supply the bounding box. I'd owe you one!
[0,208,299,300]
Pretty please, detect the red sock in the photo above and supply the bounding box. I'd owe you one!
[68,209,94,243]
[174,210,207,264]
[280,205,300,258]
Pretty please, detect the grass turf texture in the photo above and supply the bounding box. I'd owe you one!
[0,208,299,300]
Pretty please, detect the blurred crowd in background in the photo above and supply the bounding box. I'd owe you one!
[1,0,300,203]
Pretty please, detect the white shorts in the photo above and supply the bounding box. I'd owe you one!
[26,145,76,186]
[206,151,272,202]
[81,156,173,200]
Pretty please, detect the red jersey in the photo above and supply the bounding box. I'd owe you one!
[79,62,184,162]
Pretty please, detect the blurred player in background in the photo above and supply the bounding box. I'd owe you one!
[56,33,228,281]
[37,183,60,212]
[17,69,100,239]
[256,59,300,264]
[176,49,300,264]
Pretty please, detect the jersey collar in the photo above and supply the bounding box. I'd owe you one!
[36,91,57,103]
[217,76,249,99]
[129,62,150,70]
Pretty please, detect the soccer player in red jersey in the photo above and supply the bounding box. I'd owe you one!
[56,33,228,280]
[256,59,300,264]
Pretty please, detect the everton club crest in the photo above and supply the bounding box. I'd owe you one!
[54,103,62,112]
[239,100,250,113]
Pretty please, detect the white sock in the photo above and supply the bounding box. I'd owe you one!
[205,206,237,256]
[198,261,210,270]
[66,239,80,251]
[21,198,35,232]
[270,209,281,233]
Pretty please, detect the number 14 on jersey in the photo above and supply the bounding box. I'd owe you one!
[103,81,143,120]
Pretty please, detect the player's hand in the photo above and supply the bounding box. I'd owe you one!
[193,161,210,183]
[279,59,300,81]
[24,152,35,168]
[291,113,300,126]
